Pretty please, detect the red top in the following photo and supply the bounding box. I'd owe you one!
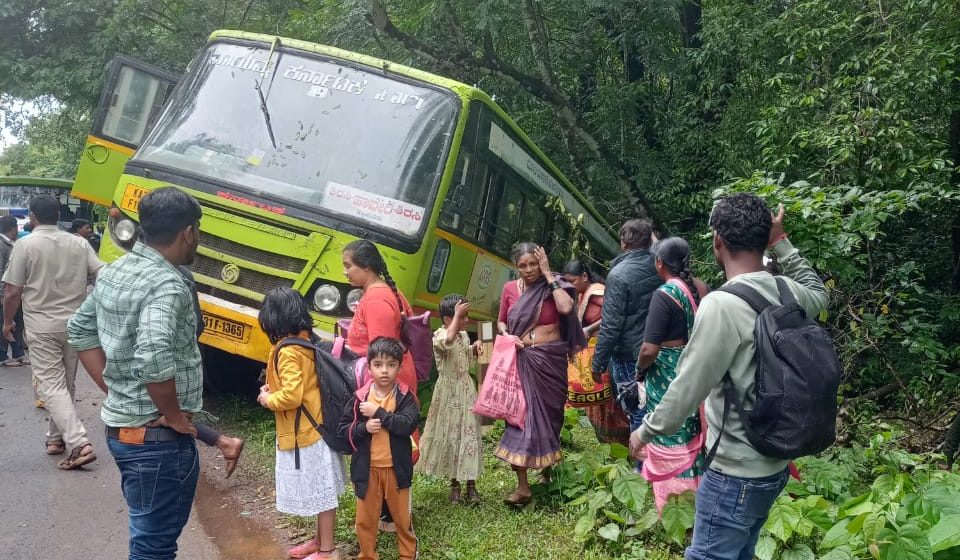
[498,280,559,327]
[582,294,604,326]
[347,284,417,392]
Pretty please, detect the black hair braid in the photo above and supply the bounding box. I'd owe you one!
[677,266,700,306]
[380,263,406,317]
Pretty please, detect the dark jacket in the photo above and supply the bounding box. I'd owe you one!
[0,234,13,298]
[591,249,661,370]
[339,381,419,499]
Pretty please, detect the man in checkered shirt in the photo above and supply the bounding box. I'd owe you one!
[68,187,204,560]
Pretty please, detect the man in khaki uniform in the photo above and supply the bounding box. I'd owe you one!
[3,195,103,469]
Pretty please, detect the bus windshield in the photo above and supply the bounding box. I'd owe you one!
[136,41,459,238]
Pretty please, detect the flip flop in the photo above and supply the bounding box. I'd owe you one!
[287,538,318,559]
[503,492,532,507]
[57,443,96,470]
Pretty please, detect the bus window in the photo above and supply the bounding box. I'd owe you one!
[459,167,490,243]
[99,62,175,147]
[491,182,524,254]
[549,218,571,261]
[518,195,548,246]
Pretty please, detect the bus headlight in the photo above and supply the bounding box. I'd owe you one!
[346,288,363,313]
[114,219,137,242]
[312,284,341,312]
[107,207,140,252]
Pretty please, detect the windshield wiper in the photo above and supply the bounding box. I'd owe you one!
[255,38,282,149]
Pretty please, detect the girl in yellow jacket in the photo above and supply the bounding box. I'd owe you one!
[257,287,347,560]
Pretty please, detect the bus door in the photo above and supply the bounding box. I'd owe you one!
[72,56,179,206]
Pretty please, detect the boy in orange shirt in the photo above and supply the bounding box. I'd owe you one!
[340,337,420,559]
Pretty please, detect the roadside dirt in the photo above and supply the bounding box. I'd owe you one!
[194,440,293,558]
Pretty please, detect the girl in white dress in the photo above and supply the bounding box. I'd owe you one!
[257,287,347,560]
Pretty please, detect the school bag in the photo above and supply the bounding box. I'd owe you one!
[400,310,434,382]
[274,336,357,457]
[706,277,840,465]
[334,312,434,382]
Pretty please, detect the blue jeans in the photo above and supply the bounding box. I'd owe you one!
[686,468,789,560]
[0,305,24,360]
[609,357,645,432]
[107,435,200,560]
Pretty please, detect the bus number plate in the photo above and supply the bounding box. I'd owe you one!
[120,184,149,213]
[202,313,248,343]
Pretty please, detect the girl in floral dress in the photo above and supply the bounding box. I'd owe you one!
[417,294,483,503]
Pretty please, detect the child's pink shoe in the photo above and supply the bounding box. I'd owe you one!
[304,551,341,560]
[287,539,318,559]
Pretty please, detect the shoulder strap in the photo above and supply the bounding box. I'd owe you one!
[275,336,319,470]
[272,337,316,370]
[717,282,775,315]
[775,277,798,307]
[703,374,732,471]
[702,372,753,471]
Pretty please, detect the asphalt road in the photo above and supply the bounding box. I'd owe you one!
[0,364,221,560]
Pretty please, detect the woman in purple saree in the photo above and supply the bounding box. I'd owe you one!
[495,242,586,506]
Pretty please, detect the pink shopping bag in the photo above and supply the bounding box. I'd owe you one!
[472,335,527,429]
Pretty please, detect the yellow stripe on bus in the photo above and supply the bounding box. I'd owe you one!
[86,135,136,157]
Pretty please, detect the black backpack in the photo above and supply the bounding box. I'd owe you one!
[273,336,357,461]
[705,277,840,465]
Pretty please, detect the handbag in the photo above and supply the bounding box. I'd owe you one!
[566,338,613,407]
[472,335,527,428]
[335,312,433,382]
[400,311,433,382]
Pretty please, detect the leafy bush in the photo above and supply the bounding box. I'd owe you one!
[716,174,960,405]
[548,419,960,560]
[757,432,960,560]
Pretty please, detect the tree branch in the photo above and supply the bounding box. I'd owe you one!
[238,0,257,28]
[366,0,656,221]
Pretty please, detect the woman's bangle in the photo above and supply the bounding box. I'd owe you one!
[549,280,561,291]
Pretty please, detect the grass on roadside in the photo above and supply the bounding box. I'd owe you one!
[211,395,683,560]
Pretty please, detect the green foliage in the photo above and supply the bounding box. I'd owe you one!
[660,493,695,546]
[546,422,960,559]
[751,434,960,560]
[1,0,957,409]
[717,169,960,407]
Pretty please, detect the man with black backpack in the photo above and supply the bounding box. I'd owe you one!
[630,194,834,560]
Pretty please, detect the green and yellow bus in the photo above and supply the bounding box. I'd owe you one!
[0,176,98,230]
[72,30,618,364]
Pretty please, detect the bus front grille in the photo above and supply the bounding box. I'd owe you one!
[199,232,307,274]
[191,254,295,296]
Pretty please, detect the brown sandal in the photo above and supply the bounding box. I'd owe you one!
[57,443,96,470]
[503,491,532,507]
[45,439,65,455]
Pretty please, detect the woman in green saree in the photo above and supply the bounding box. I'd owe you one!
[636,237,709,513]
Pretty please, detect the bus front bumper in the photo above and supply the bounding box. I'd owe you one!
[197,293,334,364]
